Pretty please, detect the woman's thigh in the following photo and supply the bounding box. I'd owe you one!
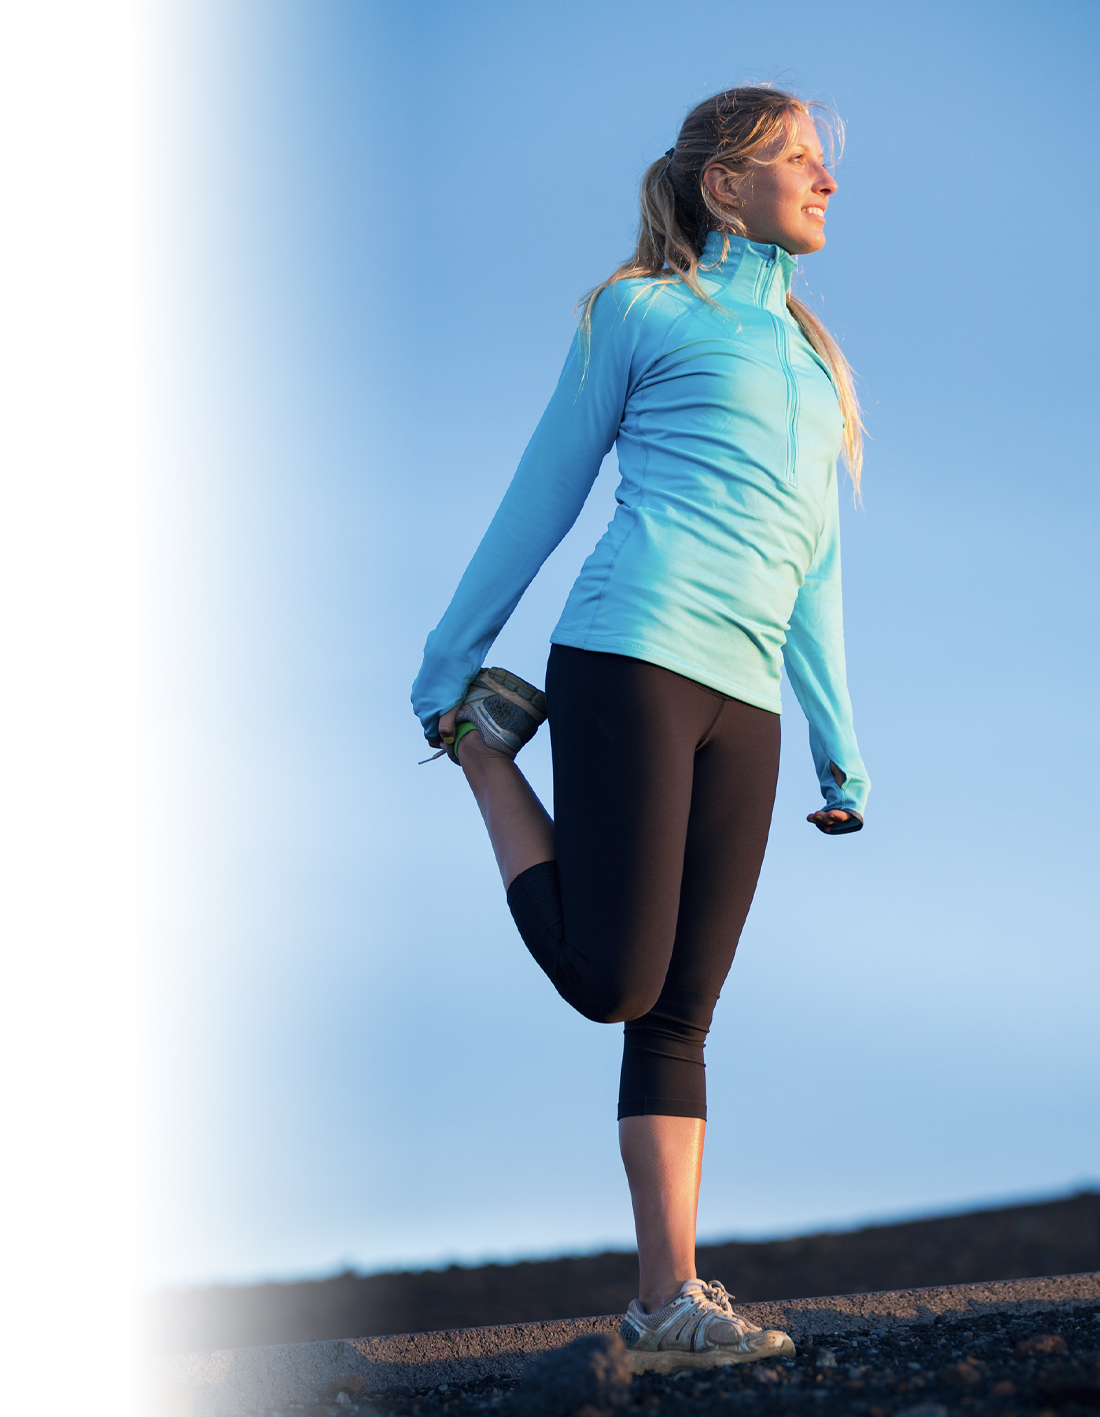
[546,646,727,1021]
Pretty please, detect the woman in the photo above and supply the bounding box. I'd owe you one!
[411,86,869,1371]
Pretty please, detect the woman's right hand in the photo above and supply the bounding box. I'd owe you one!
[429,707,458,749]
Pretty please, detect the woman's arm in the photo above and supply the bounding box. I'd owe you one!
[782,474,870,832]
[411,292,634,743]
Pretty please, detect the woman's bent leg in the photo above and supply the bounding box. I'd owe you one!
[456,730,555,888]
[507,647,721,1023]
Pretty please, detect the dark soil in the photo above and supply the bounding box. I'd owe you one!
[152,1191,1100,1353]
[281,1303,1100,1417]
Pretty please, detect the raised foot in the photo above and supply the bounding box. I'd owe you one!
[452,666,548,761]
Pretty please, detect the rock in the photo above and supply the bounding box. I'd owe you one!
[511,1333,633,1415]
[944,1359,983,1387]
[325,1375,373,1400]
[1017,1333,1069,1355]
[896,1405,948,1417]
[814,1347,838,1368]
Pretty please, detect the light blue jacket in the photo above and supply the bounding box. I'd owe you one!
[412,231,870,816]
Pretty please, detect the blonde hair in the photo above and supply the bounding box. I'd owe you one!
[580,85,863,494]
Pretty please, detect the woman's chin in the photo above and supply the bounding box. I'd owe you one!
[779,230,826,256]
[800,225,828,254]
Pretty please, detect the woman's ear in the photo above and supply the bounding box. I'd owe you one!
[703,163,741,213]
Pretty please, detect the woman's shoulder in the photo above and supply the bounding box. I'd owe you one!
[587,274,698,343]
[592,273,697,317]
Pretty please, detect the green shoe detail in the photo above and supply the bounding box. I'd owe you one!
[445,720,479,764]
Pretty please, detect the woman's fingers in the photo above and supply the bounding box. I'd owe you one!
[806,808,850,830]
[426,708,459,749]
[806,807,863,835]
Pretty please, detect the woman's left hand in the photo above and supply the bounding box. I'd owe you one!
[808,761,862,833]
[806,807,863,835]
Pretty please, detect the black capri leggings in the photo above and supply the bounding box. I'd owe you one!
[506,645,781,1121]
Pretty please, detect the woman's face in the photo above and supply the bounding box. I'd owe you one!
[704,111,838,255]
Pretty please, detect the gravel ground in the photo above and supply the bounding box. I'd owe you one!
[262,1303,1100,1417]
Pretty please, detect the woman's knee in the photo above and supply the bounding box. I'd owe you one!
[572,974,663,1025]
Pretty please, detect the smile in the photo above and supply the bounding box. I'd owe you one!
[804,206,826,218]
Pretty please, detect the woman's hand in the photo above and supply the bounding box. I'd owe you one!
[806,760,863,834]
[807,806,853,833]
[428,707,459,749]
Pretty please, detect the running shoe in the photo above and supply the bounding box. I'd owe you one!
[620,1279,795,1373]
[423,667,547,764]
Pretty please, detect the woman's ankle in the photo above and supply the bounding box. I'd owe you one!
[457,724,514,770]
[639,1276,693,1314]
[456,724,489,767]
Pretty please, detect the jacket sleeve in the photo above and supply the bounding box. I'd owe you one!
[782,471,871,817]
[411,291,634,740]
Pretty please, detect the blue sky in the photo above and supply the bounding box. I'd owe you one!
[151,0,1100,1287]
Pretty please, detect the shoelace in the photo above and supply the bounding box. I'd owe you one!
[697,1279,737,1316]
[418,747,448,764]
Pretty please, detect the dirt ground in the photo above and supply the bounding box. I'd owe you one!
[151,1190,1100,1354]
[322,1302,1100,1417]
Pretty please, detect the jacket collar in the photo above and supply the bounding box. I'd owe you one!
[699,230,797,313]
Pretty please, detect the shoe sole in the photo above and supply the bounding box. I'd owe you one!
[628,1333,796,1374]
[480,666,547,719]
[457,697,532,757]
